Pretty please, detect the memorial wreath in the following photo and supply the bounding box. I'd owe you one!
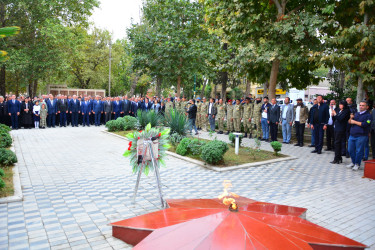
[123,123,170,176]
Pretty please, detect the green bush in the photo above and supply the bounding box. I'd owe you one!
[176,138,191,156]
[137,110,163,129]
[0,168,4,177]
[0,124,11,133]
[170,133,185,147]
[105,117,125,132]
[270,141,282,156]
[0,148,17,166]
[164,109,189,136]
[0,132,12,148]
[200,140,229,165]
[228,133,244,147]
[123,116,138,130]
[0,178,5,189]
[187,139,206,155]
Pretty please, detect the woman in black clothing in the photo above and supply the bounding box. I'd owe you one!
[331,100,350,164]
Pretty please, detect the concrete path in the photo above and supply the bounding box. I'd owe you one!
[1,127,374,249]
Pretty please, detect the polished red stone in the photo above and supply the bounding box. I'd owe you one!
[111,197,366,249]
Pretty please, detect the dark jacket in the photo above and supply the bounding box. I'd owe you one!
[7,99,21,114]
[350,111,372,137]
[103,100,113,113]
[333,109,350,132]
[57,99,69,112]
[372,110,375,131]
[207,102,217,116]
[46,99,58,115]
[113,100,122,113]
[310,103,330,125]
[267,104,280,123]
[0,101,7,116]
[187,104,197,119]
[81,101,91,114]
[69,99,80,113]
[92,100,103,113]
[261,103,272,113]
[122,99,131,114]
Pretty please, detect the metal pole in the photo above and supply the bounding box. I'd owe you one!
[108,40,112,97]
[132,141,147,204]
[148,142,166,208]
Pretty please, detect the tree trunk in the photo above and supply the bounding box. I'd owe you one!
[245,78,250,97]
[339,71,345,89]
[268,58,280,100]
[177,75,181,97]
[263,81,269,98]
[0,65,5,96]
[31,79,37,98]
[213,84,217,99]
[356,77,365,110]
[201,78,207,97]
[155,77,162,97]
[221,72,228,102]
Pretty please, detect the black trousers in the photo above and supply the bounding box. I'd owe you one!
[269,122,278,142]
[334,130,345,161]
[71,112,79,126]
[295,121,305,145]
[326,124,335,149]
[371,129,375,159]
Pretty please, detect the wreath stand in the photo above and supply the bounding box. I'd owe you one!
[131,137,167,208]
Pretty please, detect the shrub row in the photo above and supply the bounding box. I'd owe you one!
[0,124,17,191]
[105,116,138,132]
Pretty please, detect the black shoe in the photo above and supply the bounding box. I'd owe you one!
[249,134,252,139]
[244,133,248,137]
[225,132,229,135]
[261,138,265,141]
[308,144,315,147]
[325,148,332,151]
[265,139,270,142]
[299,144,304,147]
[294,143,300,146]
[345,154,350,158]
[311,150,318,153]
[317,151,322,154]
[195,132,199,135]
[330,160,339,164]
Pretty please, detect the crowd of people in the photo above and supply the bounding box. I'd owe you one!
[0,93,374,170]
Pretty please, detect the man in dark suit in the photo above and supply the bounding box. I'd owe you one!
[267,98,280,142]
[112,97,122,119]
[310,95,330,154]
[131,98,139,117]
[122,96,131,116]
[58,96,69,127]
[7,95,21,129]
[81,97,91,127]
[0,96,7,125]
[92,96,103,126]
[143,98,152,112]
[326,99,339,150]
[46,94,58,128]
[69,95,80,127]
[103,97,113,124]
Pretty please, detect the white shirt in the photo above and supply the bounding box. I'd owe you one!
[209,103,213,115]
[328,106,334,125]
[282,104,289,119]
[33,105,40,115]
[295,106,301,122]
[262,104,268,119]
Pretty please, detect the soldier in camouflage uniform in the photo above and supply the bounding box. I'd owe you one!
[200,97,209,131]
[165,97,174,118]
[243,97,253,138]
[251,97,262,139]
[216,99,226,134]
[225,100,234,134]
[232,99,243,133]
[196,98,201,130]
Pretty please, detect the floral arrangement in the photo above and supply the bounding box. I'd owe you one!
[123,123,170,176]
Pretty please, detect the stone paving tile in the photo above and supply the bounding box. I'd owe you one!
[2,126,374,249]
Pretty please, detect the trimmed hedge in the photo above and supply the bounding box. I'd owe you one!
[0,148,17,166]
[0,124,11,133]
[105,116,138,132]
[200,140,229,165]
[0,132,12,148]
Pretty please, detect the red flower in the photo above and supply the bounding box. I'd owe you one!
[128,141,133,151]
[139,130,143,133]
[158,133,161,137]
[138,137,140,139]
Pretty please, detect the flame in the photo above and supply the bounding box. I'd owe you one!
[218,180,238,210]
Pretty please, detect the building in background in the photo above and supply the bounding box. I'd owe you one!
[46,85,106,97]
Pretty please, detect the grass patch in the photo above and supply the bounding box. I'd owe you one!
[112,131,134,137]
[0,166,14,198]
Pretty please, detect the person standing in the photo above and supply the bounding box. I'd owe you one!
[293,98,309,147]
[0,96,7,126]
[103,97,113,124]
[280,97,294,144]
[92,96,103,126]
[21,97,33,129]
[311,95,330,154]
[200,97,209,131]
[216,99,226,134]
[344,97,358,157]
[268,98,280,142]
[196,98,201,130]
[46,94,58,128]
[164,97,174,118]
[261,97,272,141]
[207,98,217,132]
[40,103,48,129]
[251,97,262,139]
[232,99,242,133]
[326,99,337,151]
[69,95,80,127]
[7,95,21,129]
[347,101,372,170]
[330,101,350,164]
[225,100,234,135]
[186,99,198,135]
[112,97,122,119]
[33,100,40,129]
[122,96,131,116]
[243,97,253,138]
[81,97,91,127]
[371,104,375,159]
[307,99,317,147]
[57,96,69,127]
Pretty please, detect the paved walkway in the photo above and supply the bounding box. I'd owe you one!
[1,127,374,249]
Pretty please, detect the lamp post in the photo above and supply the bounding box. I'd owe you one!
[108,39,112,97]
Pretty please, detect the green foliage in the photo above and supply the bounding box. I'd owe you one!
[123,116,138,130]
[187,139,206,156]
[270,141,282,156]
[228,133,244,147]
[137,110,163,129]
[0,178,5,189]
[105,118,125,132]
[0,132,12,148]
[0,148,17,166]
[0,124,11,133]
[0,168,4,177]
[165,109,189,136]
[176,138,191,156]
[200,140,229,165]
[169,133,185,147]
